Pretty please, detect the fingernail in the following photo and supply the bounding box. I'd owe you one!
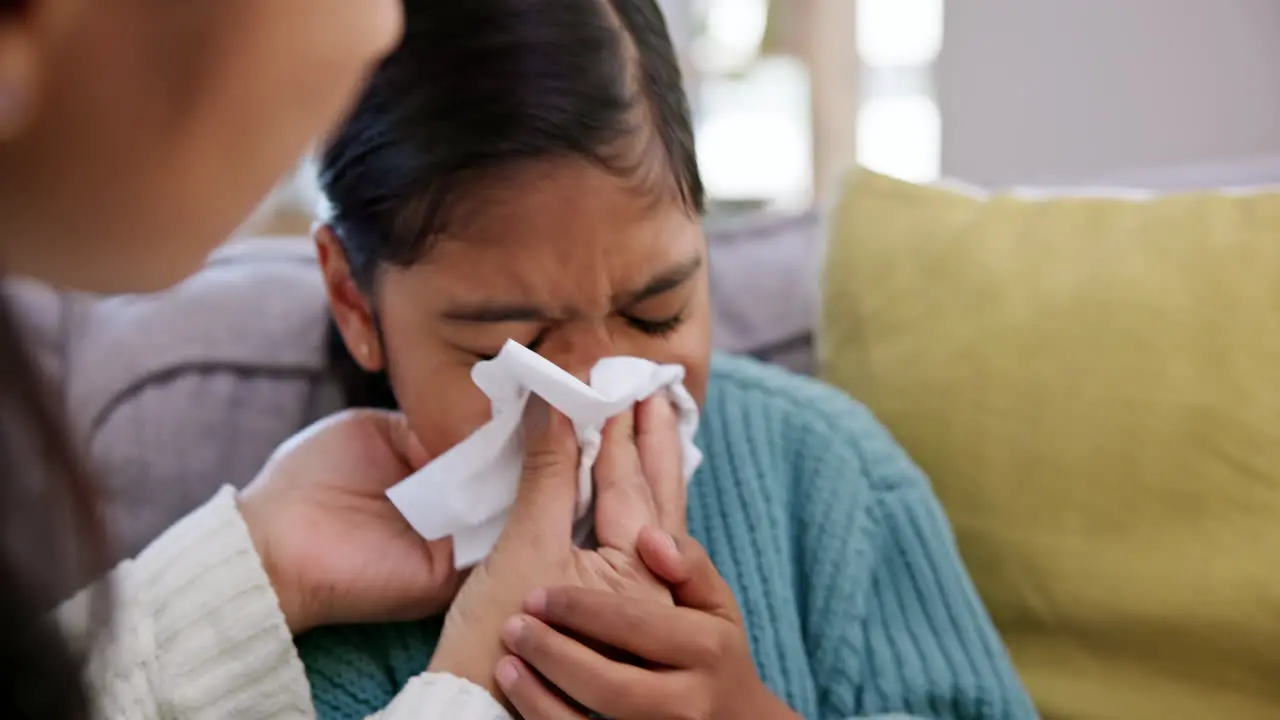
[636,395,672,431]
[495,657,520,690]
[524,588,547,615]
[523,395,549,438]
[656,530,679,557]
[502,616,526,646]
[653,391,678,420]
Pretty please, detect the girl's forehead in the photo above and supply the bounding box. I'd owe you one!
[423,209,701,293]
[429,170,698,264]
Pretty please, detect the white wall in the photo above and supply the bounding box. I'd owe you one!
[938,0,1280,185]
[656,0,694,54]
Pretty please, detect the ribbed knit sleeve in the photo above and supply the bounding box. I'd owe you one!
[796,389,1038,720]
[56,486,511,720]
[60,486,316,720]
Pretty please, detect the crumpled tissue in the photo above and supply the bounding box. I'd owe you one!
[387,340,702,569]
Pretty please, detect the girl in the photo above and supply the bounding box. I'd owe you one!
[301,1,1037,718]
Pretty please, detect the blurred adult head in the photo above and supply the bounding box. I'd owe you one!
[0,2,403,717]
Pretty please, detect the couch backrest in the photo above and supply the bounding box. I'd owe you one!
[73,243,338,558]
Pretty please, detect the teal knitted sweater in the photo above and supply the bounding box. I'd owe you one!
[297,355,1036,719]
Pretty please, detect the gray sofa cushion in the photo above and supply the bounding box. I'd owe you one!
[2,278,78,385]
[705,211,822,374]
[68,241,337,558]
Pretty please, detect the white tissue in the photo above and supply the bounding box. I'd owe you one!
[387,340,702,569]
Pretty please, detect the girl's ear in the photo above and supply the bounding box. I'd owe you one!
[315,224,385,371]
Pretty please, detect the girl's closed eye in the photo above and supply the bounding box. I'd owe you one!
[624,308,687,338]
[467,303,689,362]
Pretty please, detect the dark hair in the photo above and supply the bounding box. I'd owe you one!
[0,291,109,720]
[1,0,111,710]
[319,0,704,292]
[0,8,110,716]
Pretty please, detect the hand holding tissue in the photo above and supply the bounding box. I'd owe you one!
[386,340,702,569]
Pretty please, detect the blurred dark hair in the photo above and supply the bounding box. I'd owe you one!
[0,291,109,720]
[319,0,704,292]
[321,0,703,407]
[0,0,110,716]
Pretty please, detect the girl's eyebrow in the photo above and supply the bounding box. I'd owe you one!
[614,255,702,306]
[440,255,701,323]
[440,303,553,324]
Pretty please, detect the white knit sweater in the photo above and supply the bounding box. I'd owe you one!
[55,487,511,720]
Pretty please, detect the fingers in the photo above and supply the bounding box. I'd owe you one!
[637,529,741,621]
[495,656,588,720]
[633,526,683,581]
[593,406,658,553]
[507,395,581,545]
[382,410,433,470]
[501,614,674,717]
[523,586,722,668]
[635,395,687,534]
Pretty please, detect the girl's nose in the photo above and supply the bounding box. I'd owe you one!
[541,322,615,383]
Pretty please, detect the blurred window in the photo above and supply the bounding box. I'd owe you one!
[856,0,943,182]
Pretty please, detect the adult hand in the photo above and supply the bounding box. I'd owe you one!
[238,408,457,635]
[496,528,801,720]
[427,394,687,700]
